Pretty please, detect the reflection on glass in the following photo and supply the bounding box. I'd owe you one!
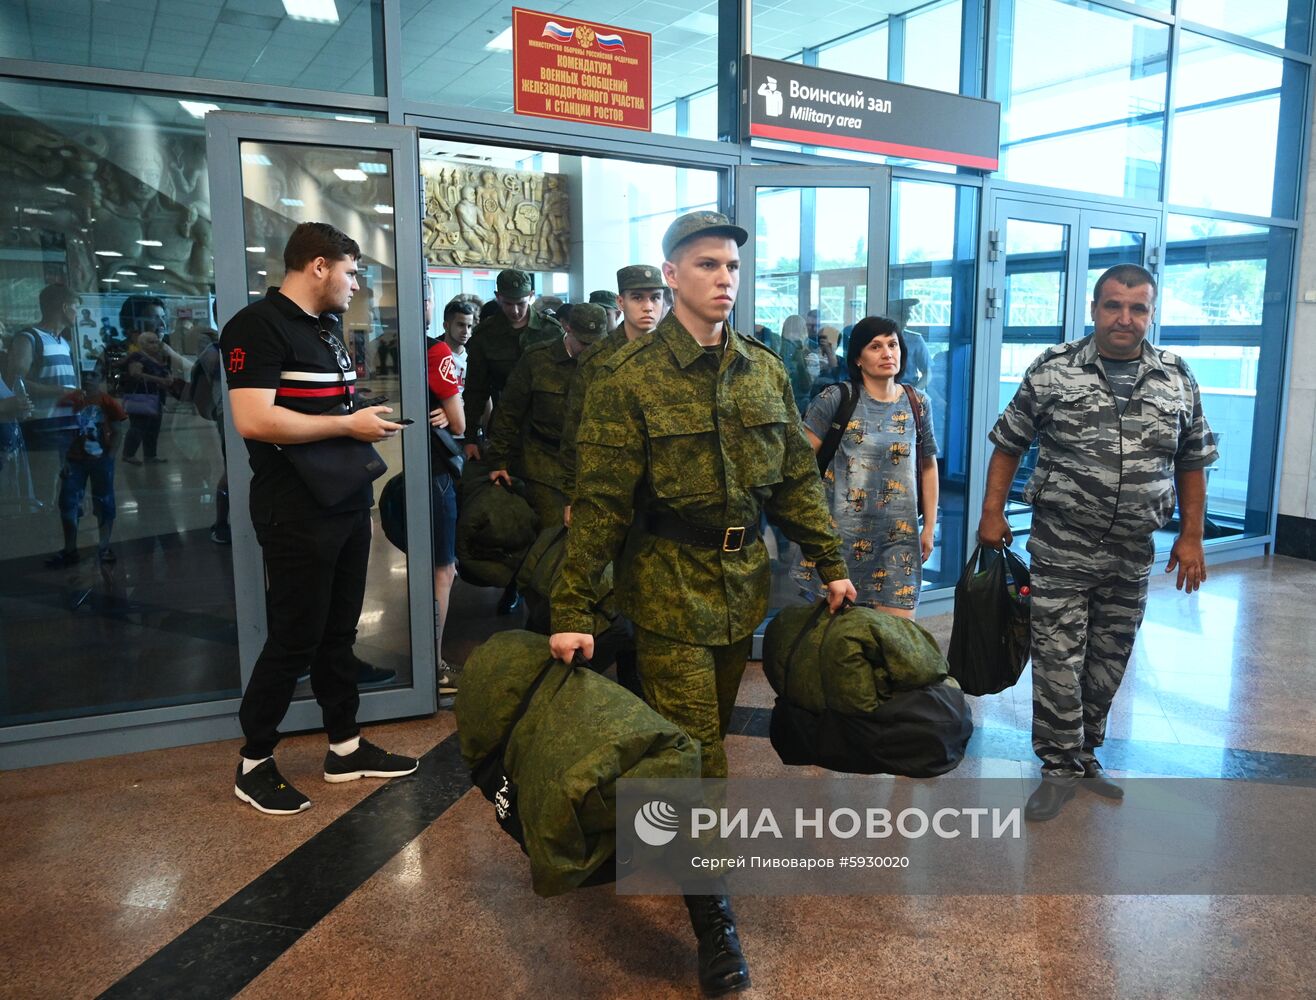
[1178,0,1308,51]
[1168,33,1305,219]
[995,0,1168,201]
[999,218,1070,544]
[239,140,412,690]
[1,0,386,95]
[889,180,979,593]
[1161,215,1286,536]
[0,80,239,728]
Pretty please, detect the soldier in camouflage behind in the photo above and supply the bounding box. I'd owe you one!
[550,212,855,996]
[485,302,608,529]
[977,264,1216,822]
[588,288,623,332]
[462,268,564,459]
[464,268,564,613]
[558,265,669,698]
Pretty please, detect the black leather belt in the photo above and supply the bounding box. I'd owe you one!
[645,512,761,553]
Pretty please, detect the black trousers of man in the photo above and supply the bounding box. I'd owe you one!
[239,509,371,759]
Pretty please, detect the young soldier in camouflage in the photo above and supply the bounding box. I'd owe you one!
[485,302,608,529]
[462,268,564,460]
[550,212,855,996]
[560,264,669,510]
[978,264,1217,822]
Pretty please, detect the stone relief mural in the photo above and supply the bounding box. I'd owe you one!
[421,161,569,271]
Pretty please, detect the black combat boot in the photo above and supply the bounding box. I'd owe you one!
[683,894,751,996]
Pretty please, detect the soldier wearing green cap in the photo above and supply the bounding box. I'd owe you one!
[486,301,608,529]
[561,264,670,509]
[462,268,564,462]
[588,288,622,332]
[550,212,855,997]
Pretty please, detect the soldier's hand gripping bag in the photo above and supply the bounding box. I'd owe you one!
[764,601,972,776]
[454,631,700,898]
[947,544,1031,696]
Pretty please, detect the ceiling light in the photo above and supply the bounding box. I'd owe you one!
[95,250,123,257]
[179,100,220,119]
[136,239,163,247]
[358,162,388,174]
[280,197,305,206]
[333,168,367,181]
[249,290,261,296]
[148,265,165,270]
[373,204,394,214]
[45,185,75,196]
[246,246,266,253]
[282,0,339,24]
[257,270,268,276]
[241,152,272,166]
[485,26,513,51]
[102,278,120,284]
[133,283,149,288]
[117,270,138,277]
[335,114,373,123]
[22,207,53,216]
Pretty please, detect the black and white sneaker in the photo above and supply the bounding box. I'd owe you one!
[234,759,311,815]
[323,738,418,783]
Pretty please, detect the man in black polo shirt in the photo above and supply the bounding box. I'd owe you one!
[221,222,417,815]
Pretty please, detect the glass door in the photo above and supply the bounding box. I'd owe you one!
[734,165,891,632]
[206,113,437,726]
[978,197,1160,548]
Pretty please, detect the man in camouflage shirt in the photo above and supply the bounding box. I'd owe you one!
[561,264,669,510]
[550,211,855,996]
[978,264,1216,822]
[462,268,564,460]
[485,303,608,529]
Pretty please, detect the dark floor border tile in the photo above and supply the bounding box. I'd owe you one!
[98,736,468,1000]
[729,705,1316,784]
[1276,514,1316,562]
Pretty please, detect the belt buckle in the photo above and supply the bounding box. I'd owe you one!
[722,526,746,553]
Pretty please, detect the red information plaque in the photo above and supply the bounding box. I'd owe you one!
[512,6,652,132]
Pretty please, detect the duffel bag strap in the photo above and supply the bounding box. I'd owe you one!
[781,598,841,694]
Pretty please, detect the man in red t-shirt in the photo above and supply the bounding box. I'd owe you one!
[425,282,466,698]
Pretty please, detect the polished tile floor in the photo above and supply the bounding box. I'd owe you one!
[3,555,1315,999]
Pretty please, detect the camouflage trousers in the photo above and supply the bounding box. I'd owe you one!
[1028,532,1153,781]
[634,627,753,780]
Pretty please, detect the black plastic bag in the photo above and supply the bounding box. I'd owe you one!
[947,545,1031,696]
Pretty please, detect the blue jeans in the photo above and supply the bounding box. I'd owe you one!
[58,454,116,526]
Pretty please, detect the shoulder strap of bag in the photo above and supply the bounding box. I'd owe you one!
[901,383,926,518]
[781,598,839,695]
[816,382,860,473]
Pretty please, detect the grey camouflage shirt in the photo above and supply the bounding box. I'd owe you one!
[988,335,1217,549]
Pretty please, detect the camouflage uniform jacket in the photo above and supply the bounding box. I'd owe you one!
[552,313,848,646]
[559,327,646,500]
[988,334,1217,552]
[462,307,565,436]
[485,336,576,490]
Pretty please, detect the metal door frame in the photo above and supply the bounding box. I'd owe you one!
[206,112,436,727]
[732,165,892,341]
[969,192,1162,528]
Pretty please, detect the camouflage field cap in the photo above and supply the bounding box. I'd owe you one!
[496,269,534,298]
[616,264,666,292]
[566,302,608,343]
[588,289,618,306]
[661,210,748,259]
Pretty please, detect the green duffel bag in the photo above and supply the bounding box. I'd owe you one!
[516,524,620,634]
[454,470,540,589]
[455,630,700,898]
[763,601,971,777]
[764,601,948,712]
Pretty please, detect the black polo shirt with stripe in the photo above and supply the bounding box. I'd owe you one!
[220,288,369,524]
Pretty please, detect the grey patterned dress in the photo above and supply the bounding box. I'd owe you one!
[796,383,937,610]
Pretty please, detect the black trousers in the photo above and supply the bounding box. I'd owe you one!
[239,509,371,759]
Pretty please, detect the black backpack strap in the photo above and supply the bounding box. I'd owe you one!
[815,382,859,474]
